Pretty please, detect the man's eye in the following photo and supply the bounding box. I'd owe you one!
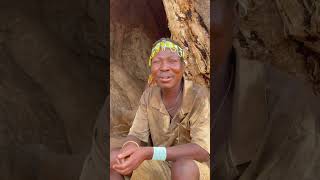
[152,60,160,64]
[169,59,179,63]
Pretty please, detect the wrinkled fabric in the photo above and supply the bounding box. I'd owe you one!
[212,46,320,180]
[129,79,210,178]
[129,79,210,153]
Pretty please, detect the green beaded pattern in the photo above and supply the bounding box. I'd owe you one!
[148,40,184,67]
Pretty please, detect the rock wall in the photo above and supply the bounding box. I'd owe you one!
[0,0,106,179]
[163,0,210,86]
[110,0,171,138]
[237,0,320,93]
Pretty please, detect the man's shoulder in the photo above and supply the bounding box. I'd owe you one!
[184,79,209,99]
[138,85,160,106]
[142,85,155,95]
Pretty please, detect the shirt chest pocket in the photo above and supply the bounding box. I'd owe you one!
[175,117,192,144]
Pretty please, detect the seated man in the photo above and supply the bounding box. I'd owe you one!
[110,38,210,180]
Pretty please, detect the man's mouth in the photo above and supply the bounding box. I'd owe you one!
[158,75,173,82]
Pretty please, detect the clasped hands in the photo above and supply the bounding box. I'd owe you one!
[112,142,151,176]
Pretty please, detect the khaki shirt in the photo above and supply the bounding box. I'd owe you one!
[129,79,210,154]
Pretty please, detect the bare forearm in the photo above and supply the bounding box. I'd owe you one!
[166,143,209,162]
[144,143,209,162]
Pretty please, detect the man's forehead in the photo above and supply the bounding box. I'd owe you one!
[154,49,180,58]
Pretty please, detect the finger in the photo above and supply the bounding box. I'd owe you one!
[120,158,125,164]
[113,164,132,176]
[113,162,127,170]
[114,157,132,170]
[115,156,126,165]
[118,148,136,159]
[113,162,126,170]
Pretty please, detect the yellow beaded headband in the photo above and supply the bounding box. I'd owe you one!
[148,39,185,67]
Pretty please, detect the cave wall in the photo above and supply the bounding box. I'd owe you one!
[163,0,210,86]
[0,0,107,179]
[237,0,320,93]
[110,0,171,138]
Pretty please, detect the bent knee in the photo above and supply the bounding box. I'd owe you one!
[171,159,199,178]
[132,160,170,180]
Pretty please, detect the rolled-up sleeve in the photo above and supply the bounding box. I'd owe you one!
[128,90,150,143]
[190,91,210,154]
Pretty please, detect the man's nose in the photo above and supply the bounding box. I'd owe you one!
[159,61,169,71]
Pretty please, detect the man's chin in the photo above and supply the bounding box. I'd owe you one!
[157,82,173,89]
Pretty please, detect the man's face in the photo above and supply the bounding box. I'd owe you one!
[213,0,236,67]
[151,49,184,89]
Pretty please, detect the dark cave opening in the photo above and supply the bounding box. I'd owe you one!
[111,0,171,42]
